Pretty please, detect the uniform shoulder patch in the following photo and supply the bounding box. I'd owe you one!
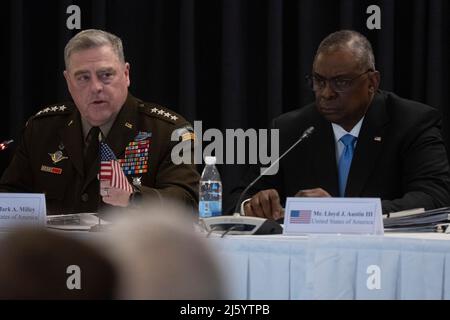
[33,103,73,118]
[172,125,196,142]
[138,102,182,125]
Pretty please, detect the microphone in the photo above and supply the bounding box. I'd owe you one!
[0,140,14,151]
[233,126,315,214]
[200,126,315,236]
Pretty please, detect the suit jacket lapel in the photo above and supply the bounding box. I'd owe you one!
[60,109,84,177]
[311,113,339,196]
[345,92,389,196]
[83,95,139,190]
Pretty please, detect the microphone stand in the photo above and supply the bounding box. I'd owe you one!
[233,126,315,215]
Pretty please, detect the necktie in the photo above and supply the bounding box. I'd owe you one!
[338,134,356,197]
[83,127,101,175]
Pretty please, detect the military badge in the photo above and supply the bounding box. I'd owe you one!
[182,132,195,142]
[49,150,68,164]
[132,176,142,187]
[125,122,133,129]
[134,131,152,141]
[41,165,62,175]
[173,126,195,142]
[119,131,152,176]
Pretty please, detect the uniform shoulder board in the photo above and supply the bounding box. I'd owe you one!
[33,104,72,118]
[138,102,181,125]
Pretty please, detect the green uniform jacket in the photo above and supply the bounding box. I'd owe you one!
[0,94,199,214]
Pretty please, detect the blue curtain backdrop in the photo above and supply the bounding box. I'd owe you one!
[1,0,449,199]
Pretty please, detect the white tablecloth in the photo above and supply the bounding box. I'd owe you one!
[208,233,450,299]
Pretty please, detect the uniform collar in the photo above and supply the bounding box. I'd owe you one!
[60,94,139,185]
[80,111,119,142]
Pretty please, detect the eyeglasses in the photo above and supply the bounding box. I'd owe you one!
[305,70,372,93]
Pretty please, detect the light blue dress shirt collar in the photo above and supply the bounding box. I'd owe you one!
[332,117,364,166]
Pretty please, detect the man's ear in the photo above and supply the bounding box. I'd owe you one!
[63,70,71,87]
[369,70,380,92]
[124,63,131,87]
[63,70,73,96]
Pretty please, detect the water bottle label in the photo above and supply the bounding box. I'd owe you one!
[200,182,221,197]
[199,181,222,218]
[199,201,222,218]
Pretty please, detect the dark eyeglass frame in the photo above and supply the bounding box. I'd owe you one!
[305,69,373,93]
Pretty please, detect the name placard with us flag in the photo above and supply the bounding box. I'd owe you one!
[283,197,383,235]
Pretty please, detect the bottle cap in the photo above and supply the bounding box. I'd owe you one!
[204,156,216,165]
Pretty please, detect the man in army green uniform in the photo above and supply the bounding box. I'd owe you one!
[0,29,199,215]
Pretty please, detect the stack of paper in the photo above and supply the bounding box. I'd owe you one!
[384,207,450,232]
[46,213,110,231]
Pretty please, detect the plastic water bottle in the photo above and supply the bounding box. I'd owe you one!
[199,156,222,218]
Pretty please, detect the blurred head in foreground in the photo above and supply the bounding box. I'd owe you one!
[0,227,117,299]
[107,202,225,299]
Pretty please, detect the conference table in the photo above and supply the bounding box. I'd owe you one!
[206,232,450,300]
[6,226,450,300]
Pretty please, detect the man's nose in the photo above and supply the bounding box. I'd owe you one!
[320,81,337,99]
[90,76,103,93]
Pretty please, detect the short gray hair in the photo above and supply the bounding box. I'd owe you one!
[314,30,375,71]
[64,29,125,69]
[107,203,226,299]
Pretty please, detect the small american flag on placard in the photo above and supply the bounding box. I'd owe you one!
[289,210,312,224]
[100,142,133,193]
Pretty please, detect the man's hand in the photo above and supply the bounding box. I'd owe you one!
[100,180,132,207]
[295,188,331,197]
[244,189,284,220]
